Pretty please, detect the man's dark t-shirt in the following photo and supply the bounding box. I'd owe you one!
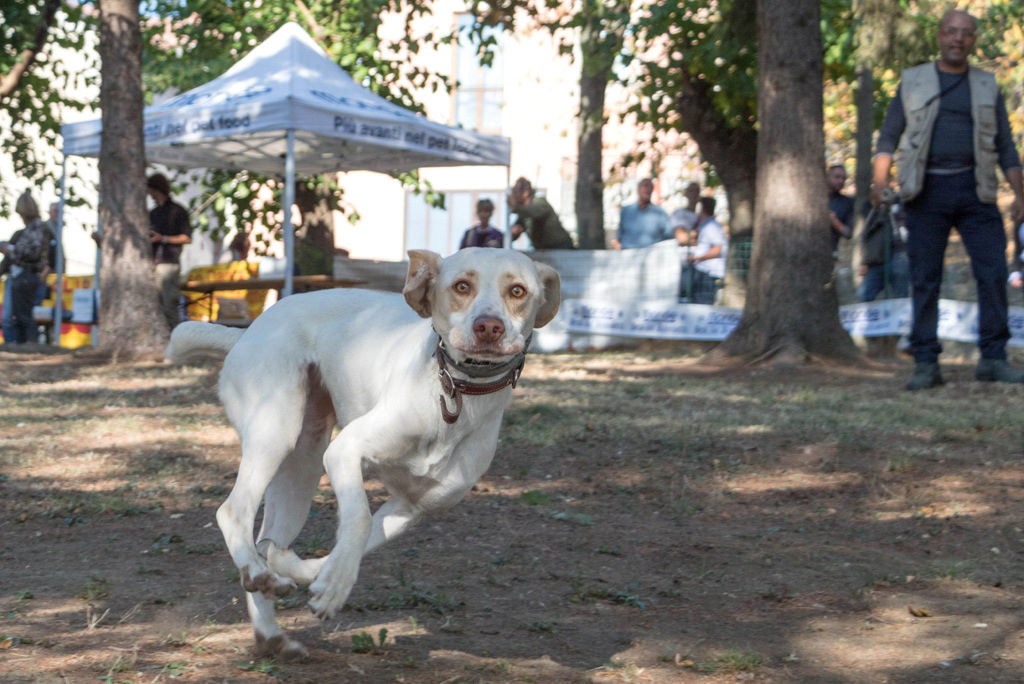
[829,191,854,254]
[876,65,1021,172]
[150,199,192,265]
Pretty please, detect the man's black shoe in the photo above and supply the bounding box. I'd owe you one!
[975,358,1024,383]
[906,362,944,391]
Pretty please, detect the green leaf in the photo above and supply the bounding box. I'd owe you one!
[551,511,593,526]
[520,490,552,506]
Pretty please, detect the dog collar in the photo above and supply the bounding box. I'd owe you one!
[433,334,530,425]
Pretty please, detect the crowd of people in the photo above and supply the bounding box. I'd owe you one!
[463,175,729,306]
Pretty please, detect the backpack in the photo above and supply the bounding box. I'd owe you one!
[12,219,49,268]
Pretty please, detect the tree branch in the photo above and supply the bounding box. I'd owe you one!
[675,70,755,171]
[0,0,63,102]
[293,0,327,45]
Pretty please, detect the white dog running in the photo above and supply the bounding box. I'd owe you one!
[166,248,560,659]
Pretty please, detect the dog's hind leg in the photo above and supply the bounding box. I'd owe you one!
[257,387,334,583]
[247,591,309,661]
[217,382,307,599]
[256,435,329,557]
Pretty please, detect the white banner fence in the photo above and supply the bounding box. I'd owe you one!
[521,242,1024,352]
[558,297,1024,346]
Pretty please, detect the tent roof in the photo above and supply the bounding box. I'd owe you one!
[61,22,510,174]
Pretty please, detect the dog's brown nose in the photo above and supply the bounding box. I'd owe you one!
[473,316,505,343]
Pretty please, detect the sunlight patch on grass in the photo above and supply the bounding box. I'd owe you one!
[732,424,774,435]
[726,471,862,495]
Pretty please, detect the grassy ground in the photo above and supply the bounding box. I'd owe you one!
[2,344,1024,683]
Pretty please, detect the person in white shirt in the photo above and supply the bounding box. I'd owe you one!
[677,196,727,304]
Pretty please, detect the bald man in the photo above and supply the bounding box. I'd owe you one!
[872,9,1024,390]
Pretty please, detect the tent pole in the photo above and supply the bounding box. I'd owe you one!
[92,207,101,347]
[53,154,68,346]
[505,165,512,249]
[283,129,296,297]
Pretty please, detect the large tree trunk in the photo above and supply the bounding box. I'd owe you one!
[575,52,607,250]
[574,2,625,250]
[97,0,165,356]
[716,0,858,364]
[294,176,336,275]
[853,66,873,231]
[852,0,890,258]
[714,161,756,306]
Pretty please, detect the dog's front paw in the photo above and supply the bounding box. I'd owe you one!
[307,575,356,621]
[241,564,298,598]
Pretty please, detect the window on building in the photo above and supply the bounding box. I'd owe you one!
[405,190,508,256]
[453,14,503,132]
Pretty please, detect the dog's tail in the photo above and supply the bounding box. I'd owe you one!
[165,321,246,363]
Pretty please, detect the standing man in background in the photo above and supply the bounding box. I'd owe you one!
[147,173,192,332]
[872,9,1024,390]
[611,177,671,249]
[677,196,727,304]
[827,164,854,261]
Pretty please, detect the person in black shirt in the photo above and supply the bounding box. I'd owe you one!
[827,164,854,261]
[147,173,192,331]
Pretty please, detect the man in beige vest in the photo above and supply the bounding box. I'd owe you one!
[872,9,1024,390]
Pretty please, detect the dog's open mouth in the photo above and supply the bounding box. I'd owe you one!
[439,333,532,378]
[444,345,526,379]
[460,354,511,369]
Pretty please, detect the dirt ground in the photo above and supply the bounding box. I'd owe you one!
[2,344,1024,683]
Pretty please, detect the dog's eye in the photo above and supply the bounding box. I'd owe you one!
[453,280,471,294]
[509,285,527,298]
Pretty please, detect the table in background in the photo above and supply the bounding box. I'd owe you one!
[182,275,367,322]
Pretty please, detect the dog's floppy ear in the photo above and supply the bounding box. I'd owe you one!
[403,250,442,318]
[532,261,561,328]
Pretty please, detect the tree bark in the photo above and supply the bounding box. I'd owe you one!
[294,176,336,275]
[97,0,166,356]
[716,0,858,364]
[575,53,607,250]
[573,2,625,250]
[854,66,874,230]
[851,64,874,278]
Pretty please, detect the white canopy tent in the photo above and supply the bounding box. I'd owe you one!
[55,21,511,342]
